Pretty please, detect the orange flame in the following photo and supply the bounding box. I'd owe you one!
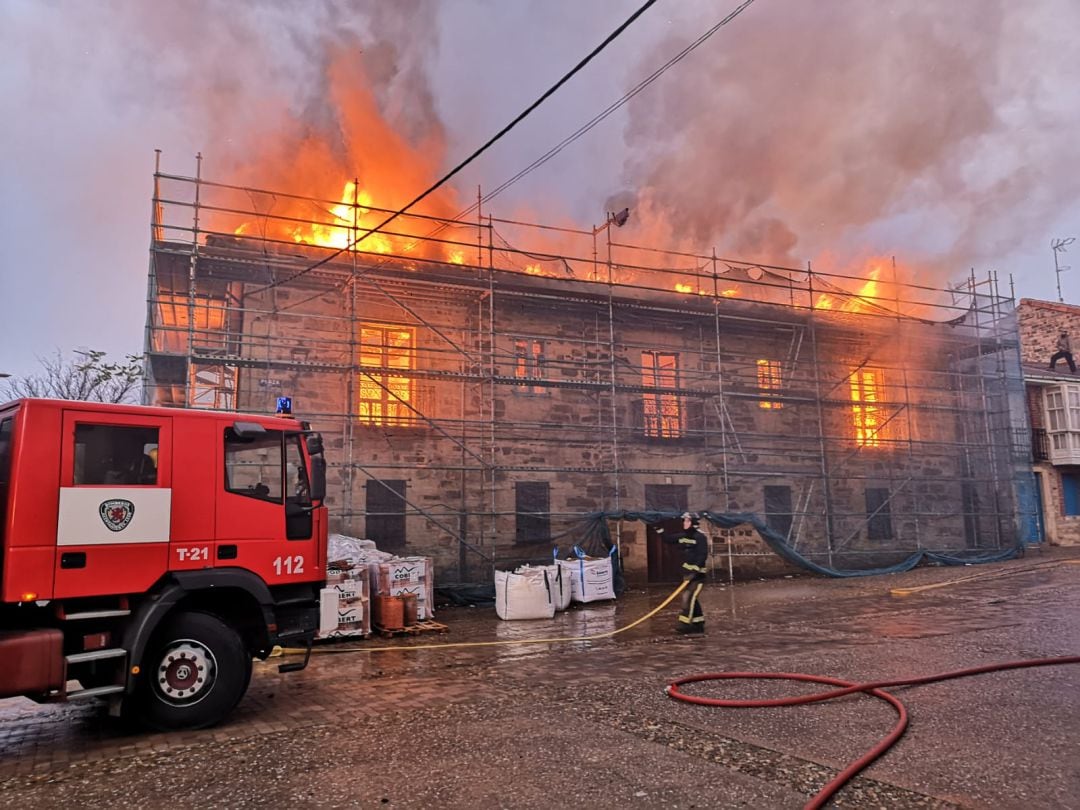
[224,48,464,265]
[813,261,891,313]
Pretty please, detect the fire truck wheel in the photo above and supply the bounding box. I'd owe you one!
[135,611,249,731]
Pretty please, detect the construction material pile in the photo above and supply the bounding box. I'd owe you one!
[317,534,434,639]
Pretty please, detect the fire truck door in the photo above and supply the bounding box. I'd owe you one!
[214,428,317,584]
[55,411,172,598]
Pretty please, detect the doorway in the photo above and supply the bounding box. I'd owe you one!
[645,484,688,583]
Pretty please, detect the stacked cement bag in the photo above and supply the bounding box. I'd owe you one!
[495,568,555,620]
[558,545,617,604]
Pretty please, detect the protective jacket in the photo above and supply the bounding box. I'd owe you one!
[675,527,709,578]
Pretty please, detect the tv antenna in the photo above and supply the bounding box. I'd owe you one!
[1051,237,1074,303]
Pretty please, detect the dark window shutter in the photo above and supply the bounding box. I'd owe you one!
[686,397,706,434]
[515,481,551,543]
[366,479,406,550]
[865,487,893,541]
[764,485,793,540]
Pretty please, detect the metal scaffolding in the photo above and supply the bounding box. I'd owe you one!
[144,156,1036,583]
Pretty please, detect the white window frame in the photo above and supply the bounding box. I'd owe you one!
[1043,383,1080,465]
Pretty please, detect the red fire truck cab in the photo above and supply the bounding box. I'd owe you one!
[0,398,328,730]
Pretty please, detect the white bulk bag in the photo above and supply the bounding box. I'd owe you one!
[517,561,571,612]
[558,545,617,603]
[495,568,556,620]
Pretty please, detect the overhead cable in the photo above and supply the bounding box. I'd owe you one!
[246,0,659,296]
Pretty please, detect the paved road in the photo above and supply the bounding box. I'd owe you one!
[2,550,1079,808]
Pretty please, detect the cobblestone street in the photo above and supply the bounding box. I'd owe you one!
[2,552,1079,809]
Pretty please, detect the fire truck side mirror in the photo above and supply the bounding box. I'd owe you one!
[306,434,324,455]
[309,455,326,502]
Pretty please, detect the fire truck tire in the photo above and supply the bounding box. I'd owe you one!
[134,611,249,731]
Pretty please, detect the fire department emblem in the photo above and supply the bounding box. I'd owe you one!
[99,499,135,532]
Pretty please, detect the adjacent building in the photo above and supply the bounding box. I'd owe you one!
[1018,298,1080,545]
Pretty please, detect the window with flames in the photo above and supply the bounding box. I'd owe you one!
[850,368,885,447]
[757,359,783,409]
[514,338,545,393]
[642,351,683,438]
[154,293,229,353]
[358,325,415,426]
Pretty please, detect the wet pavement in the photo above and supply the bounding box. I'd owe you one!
[2,548,1080,808]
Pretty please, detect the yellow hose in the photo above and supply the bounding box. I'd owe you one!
[276,580,689,657]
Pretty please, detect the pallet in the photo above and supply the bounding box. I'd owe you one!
[372,619,449,638]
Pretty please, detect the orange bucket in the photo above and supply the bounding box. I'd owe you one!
[401,593,419,626]
[375,595,404,630]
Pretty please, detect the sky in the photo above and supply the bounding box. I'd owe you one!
[2,0,1079,380]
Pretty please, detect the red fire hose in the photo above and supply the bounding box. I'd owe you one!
[666,655,1080,809]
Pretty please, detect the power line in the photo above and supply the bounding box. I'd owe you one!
[247,0,659,296]
[460,0,758,220]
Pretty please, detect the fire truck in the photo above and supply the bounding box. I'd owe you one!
[0,398,328,730]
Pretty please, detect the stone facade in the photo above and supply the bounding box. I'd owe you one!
[147,241,1026,583]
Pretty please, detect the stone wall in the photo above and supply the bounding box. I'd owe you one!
[148,252,1020,584]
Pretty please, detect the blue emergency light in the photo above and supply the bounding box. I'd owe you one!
[276,396,293,415]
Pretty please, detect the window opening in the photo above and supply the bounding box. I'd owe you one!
[515,481,551,543]
[642,351,683,438]
[359,325,415,426]
[0,417,12,543]
[514,339,545,393]
[850,368,885,447]
[757,359,783,409]
[865,487,894,540]
[224,428,282,502]
[74,424,160,486]
[764,485,793,539]
[155,292,228,352]
[366,479,406,550]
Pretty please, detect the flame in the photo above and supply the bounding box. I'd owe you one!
[720,288,739,297]
[280,181,396,254]
[674,282,711,296]
[850,368,883,447]
[813,262,890,313]
[524,264,544,275]
[448,250,466,265]
[853,268,881,306]
[224,48,464,265]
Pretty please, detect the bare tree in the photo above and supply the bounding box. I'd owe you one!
[1,350,143,403]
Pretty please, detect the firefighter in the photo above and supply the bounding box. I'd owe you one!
[669,511,708,634]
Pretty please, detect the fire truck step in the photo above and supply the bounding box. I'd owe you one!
[67,684,125,700]
[62,609,131,621]
[66,648,127,665]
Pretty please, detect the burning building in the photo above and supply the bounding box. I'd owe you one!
[144,160,1036,584]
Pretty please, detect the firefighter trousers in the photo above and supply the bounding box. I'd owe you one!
[677,573,706,631]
